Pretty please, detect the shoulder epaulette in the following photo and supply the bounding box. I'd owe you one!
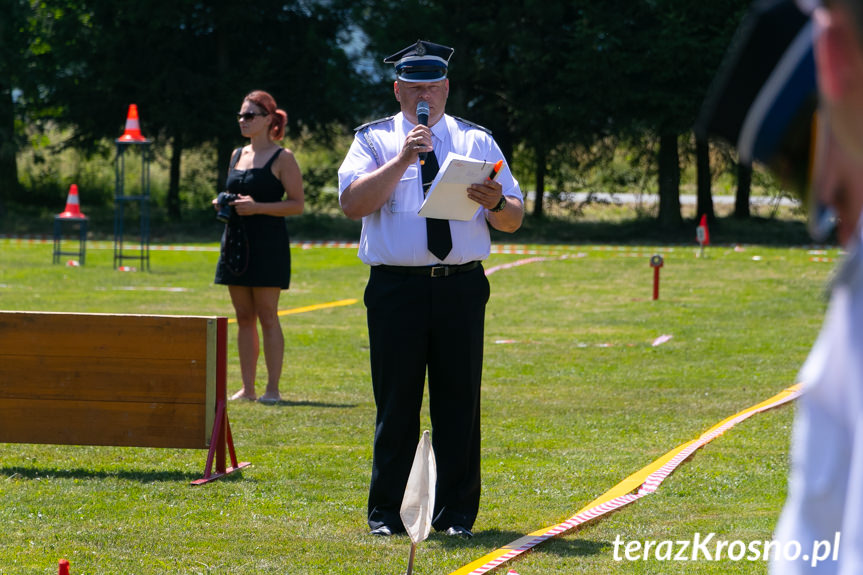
[452,115,492,135]
[354,116,395,132]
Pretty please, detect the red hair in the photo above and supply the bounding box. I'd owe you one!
[244,90,288,141]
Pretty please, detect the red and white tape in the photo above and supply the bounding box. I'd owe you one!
[450,384,803,575]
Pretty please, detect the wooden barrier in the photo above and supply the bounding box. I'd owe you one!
[0,311,249,484]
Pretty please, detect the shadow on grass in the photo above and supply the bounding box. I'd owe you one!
[431,528,610,558]
[501,214,821,247]
[0,204,829,247]
[0,464,229,483]
[257,399,358,408]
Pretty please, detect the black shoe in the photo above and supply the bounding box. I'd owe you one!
[444,525,473,538]
[370,525,394,536]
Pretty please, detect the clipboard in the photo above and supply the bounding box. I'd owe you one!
[418,153,497,221]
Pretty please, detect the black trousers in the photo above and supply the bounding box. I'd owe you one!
[364,264,490,532]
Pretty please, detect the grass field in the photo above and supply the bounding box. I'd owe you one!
[0,237,838,574]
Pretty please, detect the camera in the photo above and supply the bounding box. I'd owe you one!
[215,192,238,223]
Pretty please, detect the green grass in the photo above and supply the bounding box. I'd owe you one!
[0,239,837,574]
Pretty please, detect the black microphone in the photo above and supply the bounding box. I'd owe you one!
[416,101,429,164]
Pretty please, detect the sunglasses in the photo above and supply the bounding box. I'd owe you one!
[236,112,268,121]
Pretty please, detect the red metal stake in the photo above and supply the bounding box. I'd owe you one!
[650,255,664,300]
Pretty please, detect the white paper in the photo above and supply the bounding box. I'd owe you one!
[418,153,497,221]
[399,430,437,544]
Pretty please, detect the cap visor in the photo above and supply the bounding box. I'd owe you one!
[397,70,447,82]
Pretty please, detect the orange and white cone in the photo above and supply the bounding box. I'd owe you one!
[116,103,148,143]
[57,184,86,219]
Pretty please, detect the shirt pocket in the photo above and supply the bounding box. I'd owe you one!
[388,164,422,213]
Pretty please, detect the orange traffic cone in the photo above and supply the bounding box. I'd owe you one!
[58,558,70,575]
[116,103,148,143]
[57,184,86,219]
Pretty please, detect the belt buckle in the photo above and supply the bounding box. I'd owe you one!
[430,265,448,278]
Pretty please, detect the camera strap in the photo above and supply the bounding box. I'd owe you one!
[222,147,248,276]
[223,218,249,277]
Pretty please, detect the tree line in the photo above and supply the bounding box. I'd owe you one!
[1,0,756,227]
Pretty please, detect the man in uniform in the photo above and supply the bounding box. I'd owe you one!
[701,0,863,571]
[771,1,863,571]
[338,40,524,537]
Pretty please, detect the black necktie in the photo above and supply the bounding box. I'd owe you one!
[421,150,452,261]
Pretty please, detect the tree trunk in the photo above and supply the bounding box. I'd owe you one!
[168,131,182,220]
[658,131,682,229]
[0,86,19,213]
[696,137,714,222]
[735,162,752,219]
[214,18,232,196]
[532,144,547,218]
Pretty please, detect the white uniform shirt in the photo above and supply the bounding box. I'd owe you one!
[771,227,863,574]
[338,112,522,266]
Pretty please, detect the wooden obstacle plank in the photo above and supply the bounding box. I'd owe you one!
[0,311,208,361]
[0,311,218,450]
[0,355,208,403]
[0,398,206,448]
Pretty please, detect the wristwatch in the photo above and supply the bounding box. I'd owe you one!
[490,196,507,213]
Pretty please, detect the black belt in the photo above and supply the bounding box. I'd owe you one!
[374,261,480,278]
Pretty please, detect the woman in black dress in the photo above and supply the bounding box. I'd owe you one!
[215,90,304,403]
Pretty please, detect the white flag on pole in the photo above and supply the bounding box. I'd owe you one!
[400,430,437,544]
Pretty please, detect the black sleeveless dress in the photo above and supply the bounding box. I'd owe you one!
[214,148,292,289]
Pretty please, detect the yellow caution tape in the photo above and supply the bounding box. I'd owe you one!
[450,384,802,575]
[227,299,357,323]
